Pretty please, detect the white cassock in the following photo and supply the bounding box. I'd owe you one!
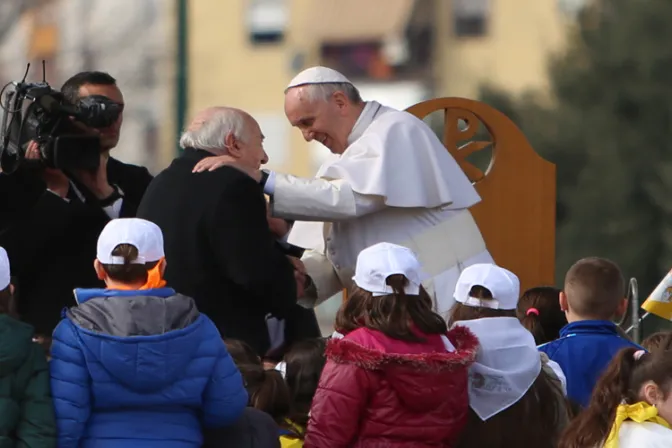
[270,100,493,317]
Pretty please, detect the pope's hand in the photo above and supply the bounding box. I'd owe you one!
[287,256,306,276]
[295,270,307,298]
[192,155,262,182]
[192,155,236,172]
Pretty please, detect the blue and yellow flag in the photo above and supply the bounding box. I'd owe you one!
[641,270,672,320]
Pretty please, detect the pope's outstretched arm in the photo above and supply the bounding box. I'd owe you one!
[265,171,385,222]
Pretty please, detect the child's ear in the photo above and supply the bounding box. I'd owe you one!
[614,297,628,319]
[559,291,569,312]
[93,259,106,281]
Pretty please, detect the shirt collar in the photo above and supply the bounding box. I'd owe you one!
[559,320,620,337]
[73,287,176,305]
[347,101,382,146]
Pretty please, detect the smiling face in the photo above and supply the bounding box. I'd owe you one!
[284,86,361,155]
[224,113,269,171]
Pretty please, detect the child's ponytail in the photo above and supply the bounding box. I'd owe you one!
[238,363,291,424]
[559,347,668,448]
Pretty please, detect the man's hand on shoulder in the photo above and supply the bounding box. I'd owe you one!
[192,155,262,182]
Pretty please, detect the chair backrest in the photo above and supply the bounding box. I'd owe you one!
[405,97,556,293]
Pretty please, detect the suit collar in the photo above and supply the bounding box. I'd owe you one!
[180,148,214,161]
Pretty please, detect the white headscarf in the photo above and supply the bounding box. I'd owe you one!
[451,317,542,421]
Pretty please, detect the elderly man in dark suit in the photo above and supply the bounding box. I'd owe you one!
[138,107,315,355]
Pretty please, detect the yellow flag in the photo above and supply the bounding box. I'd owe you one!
[641,270,672,320]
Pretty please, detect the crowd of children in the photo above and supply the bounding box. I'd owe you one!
[1,217,672,447]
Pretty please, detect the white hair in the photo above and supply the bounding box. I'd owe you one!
[179,109,249,152]
[289,82,363,104]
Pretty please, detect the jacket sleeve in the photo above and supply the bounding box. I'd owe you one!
[0,170,76,275]
[16,344,57,448]
[49,320,91,448]
[210,176,297,318]
[202,341,248,428]
[304,360,373,448]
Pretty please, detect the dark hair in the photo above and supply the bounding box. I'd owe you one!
[559,348,672,448]
[284,338,327,429]
[641,331,672,353]
[564,257,625,320]
[0,285,17,318]
[447,286,516,327]
[237,363,291,424]
[101,244,159,284]
[225,339,260,365]
[456,369,567,448]
[516,286,566,345]
[61,71,117,103]
[335,274,447,342]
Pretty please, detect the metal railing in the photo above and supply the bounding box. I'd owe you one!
[622,277,646,344]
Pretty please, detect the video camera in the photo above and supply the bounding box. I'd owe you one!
[0,62,122,173]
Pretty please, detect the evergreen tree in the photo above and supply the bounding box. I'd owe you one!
[479,0,672,331]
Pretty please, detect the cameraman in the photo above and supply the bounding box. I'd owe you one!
[0,71,153,337]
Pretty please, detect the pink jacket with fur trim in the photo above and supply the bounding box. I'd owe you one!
[304,326,478,448]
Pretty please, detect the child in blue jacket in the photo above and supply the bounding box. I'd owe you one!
[49,218,247,448]
[539,257,642,408]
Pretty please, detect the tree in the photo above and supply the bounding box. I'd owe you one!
[479,0,672,332]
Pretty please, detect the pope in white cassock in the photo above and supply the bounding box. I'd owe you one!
[194,66,494,317]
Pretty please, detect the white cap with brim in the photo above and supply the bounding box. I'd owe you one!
[0,247,10,290]
[97,218,165,265]
[286,66,353,90]
[454,263,520,310]
[352,242,427,297]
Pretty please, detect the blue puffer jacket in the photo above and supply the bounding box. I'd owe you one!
[49,288,248,448]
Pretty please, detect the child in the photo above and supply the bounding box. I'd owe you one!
[516,286,566,345]
[641,331,672,353]
[226,338,263,365]
[49,218,248,448]
[560,347,672,447]
[276,338,327,446]
[305,242,479,447]
[205,340,283,448]
[448,263,569,448]
[0,247,56,447]
[539,257,642,407]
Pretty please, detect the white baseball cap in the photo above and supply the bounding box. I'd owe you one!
[353,242,426,296]
[454,263,520,310]
[0,247,10,290]
[97,218,165,265]
[286,66,352,90]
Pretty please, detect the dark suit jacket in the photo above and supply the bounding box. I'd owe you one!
[137,149,297,354]
[0,157,152,334]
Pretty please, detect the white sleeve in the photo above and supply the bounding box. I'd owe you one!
[298,249,344,308]
[270,173,386,222]
[263,170,276,195]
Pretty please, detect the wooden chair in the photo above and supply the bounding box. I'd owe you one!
[404,97,556,293]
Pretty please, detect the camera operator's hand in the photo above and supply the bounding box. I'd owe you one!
[26,141,70,198]
[71,152,115,200]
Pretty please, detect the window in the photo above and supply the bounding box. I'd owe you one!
[453,0,490,38]
[246,0,288,44]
